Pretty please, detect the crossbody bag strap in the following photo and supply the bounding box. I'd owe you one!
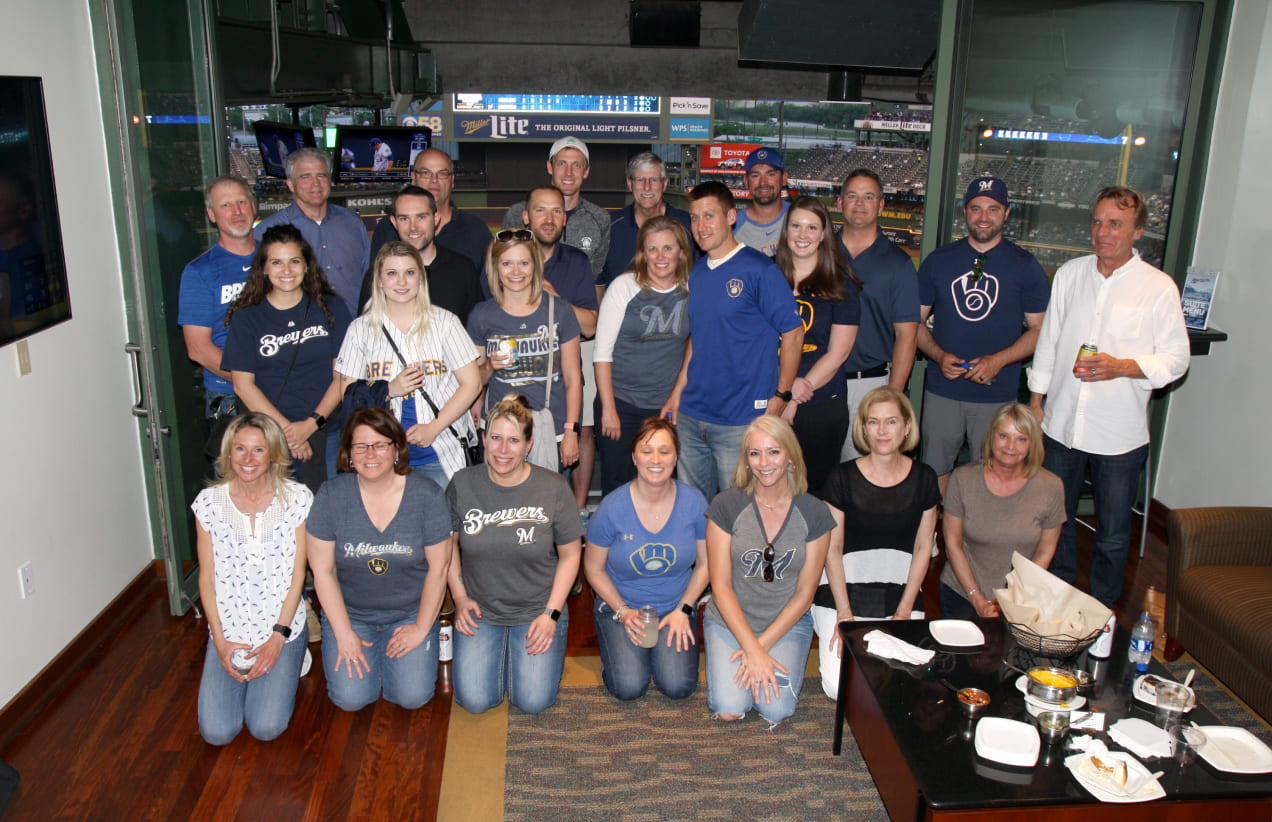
[380,323,474,445]
[544,296,555,412]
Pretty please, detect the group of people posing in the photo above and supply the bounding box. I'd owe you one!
[180,137,1190,743]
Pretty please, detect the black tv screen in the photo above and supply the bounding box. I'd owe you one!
[251,120,317,179]
[0,76,71,346]
[333,125,431,184]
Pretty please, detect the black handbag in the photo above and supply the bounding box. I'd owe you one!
[343,378,391,413]
[379,326,481,466]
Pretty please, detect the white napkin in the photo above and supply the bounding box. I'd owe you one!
[863,629,935,665]
[1108,717,1173,759]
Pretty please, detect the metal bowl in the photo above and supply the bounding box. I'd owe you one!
[1026,667,1080,704]
[957,687,991,718]
[1036,710,1070,744]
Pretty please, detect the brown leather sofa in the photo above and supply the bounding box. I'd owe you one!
[1165,506,1272,723]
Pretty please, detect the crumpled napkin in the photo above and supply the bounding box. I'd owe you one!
[863,629,935,665]
[995,552,1113,641]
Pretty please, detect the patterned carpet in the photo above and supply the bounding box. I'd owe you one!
[1164,660,1272,744]
[503,681,888,822]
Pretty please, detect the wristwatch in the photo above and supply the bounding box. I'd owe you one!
[272,623,292,639]
[680,603,694,617]
[566,421,581,434]
[543,607,562,622]
[310,412,327,430]
[773,389,793,402]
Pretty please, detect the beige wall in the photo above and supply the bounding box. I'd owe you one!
[0,1,155,708]
[1157,0,1272,509]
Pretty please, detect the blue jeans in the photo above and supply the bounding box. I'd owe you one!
[703,610,812,726]
[411,458,449,489]
[594,395,661,496]
[453,608,569,715]
[197,633,306,745]
[676,414,749,502]
[320,612,439,711]
[1042,436,1149,607]
[204,390,237,419]
[593,600,699,701]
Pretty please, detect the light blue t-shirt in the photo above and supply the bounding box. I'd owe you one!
[586,480,708,616]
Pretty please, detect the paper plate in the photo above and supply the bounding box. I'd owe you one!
[930,619,985,647]
[1066,751,1164,803]
[974,717,1040,768]
[1132,674,1197,711]
[1195,726,1272,774]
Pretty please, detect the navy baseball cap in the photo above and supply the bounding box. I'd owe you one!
[964,177,1009,207]
[745,147,784,174]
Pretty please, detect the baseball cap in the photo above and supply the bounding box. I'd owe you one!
[549,136,590,163]
[964,177,1009,207]
[744,147,784,174]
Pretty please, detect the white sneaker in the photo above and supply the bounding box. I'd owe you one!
[301,648,312,677]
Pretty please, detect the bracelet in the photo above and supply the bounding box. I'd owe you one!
[966,587,980,598]
[612,605,628,623]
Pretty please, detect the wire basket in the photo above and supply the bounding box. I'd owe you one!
[1005,619,1103,659]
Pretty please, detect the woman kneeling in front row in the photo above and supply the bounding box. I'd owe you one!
[585,417,710,701]
[703,416,833,727]
[446,396,584,714]
[308,407,453,711]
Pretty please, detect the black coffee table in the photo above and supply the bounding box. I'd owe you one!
[832,617,1272,821]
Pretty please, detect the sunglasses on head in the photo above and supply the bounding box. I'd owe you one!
[762,542,776,582]
[495,228,533,243]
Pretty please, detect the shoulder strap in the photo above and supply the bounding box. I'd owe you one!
[380,323,474,445]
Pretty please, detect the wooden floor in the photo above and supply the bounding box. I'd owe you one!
[0,516,1166,821]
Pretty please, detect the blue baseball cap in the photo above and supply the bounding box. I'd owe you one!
[744,147,784,174]
[964,177,1009,207]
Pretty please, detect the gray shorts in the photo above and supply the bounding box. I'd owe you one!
[920,391,1001,476]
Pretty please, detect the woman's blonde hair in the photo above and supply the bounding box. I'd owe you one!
[486,393,534,441]
[366,241,433,346]
[730,415,808,496]
[981,402,1045,478]
[851,386,920,454]
[485,232,544,306]
[631,216,692,292]
[211,413,294,501]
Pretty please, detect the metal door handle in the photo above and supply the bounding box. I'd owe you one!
[125,342,148,418]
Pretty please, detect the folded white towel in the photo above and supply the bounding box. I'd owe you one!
[863,629,935,665]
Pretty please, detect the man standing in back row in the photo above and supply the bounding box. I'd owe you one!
[1029,186,1189,607]
[599,152,694,288]
[502,136,610,280]
[254,147,369,318]
[733,147,789,256]
[916,177,1049,494]
[370,147,492,272]
[178,175,256,420]
[835,169,920,460]
[666,180,803,501]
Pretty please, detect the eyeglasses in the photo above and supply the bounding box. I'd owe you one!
[412,168,453,180]
[350,441,394,456]
[970,252,987,282]
[761,542,776,582]
[495,228,534,243]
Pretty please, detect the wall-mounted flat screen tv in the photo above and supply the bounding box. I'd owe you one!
[251,120,317,179]
[333,125,431,184]
[0,76,71,347]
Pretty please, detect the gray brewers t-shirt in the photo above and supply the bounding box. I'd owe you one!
[939,461,1066,601]
[446,464,585,625]
[704,487,834,635]
[307,472,453,623]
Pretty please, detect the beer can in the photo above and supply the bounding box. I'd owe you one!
[497,337,518,368]
[1074,343,1098,374]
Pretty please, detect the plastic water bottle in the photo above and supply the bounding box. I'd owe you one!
[1128,610,1154,673]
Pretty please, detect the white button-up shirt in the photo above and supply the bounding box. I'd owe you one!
[1028,251,1190,455]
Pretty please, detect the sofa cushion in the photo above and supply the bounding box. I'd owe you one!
[1176,565,1272,722]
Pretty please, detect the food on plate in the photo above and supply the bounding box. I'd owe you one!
[959,688,990,706]
[1091,755,1128,787]
[1031,669,1077,688]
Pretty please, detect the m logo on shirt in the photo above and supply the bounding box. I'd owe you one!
[727,279,744,298]
[638,301,685,338]
[951,270,999,322]
[516,527,536,545]
[741,546,796,581]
